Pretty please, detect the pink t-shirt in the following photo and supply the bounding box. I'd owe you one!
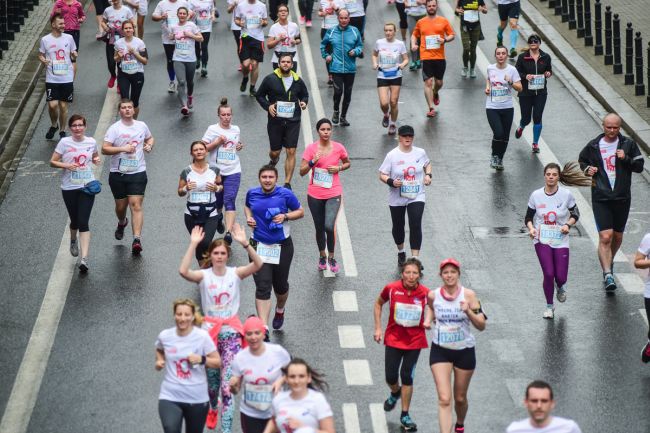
[302,141,348,199]
[52,0,86,31]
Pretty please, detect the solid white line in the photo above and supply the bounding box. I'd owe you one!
[342,403,361,433]
[343,359,373,385]
[0,89,118,433]
[338,325,366,348]
[615,273,646,294]
[333,291,359,312]
[369,403,389,433]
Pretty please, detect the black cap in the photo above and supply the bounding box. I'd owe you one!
[398,125,415,136]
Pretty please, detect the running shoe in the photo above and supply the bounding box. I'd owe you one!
[409,61,417,71]
[382,113,390,127]
[328,257,340,274]
[78,257,89,273]
[642,341,650,363]
[272,309,285,330]
[59,131,66,139]
[206,408,219,430]
[490,155,498,169]
[543,306,554,319]
[217,214,225,234]
[383,391,400,411]
[515,126,523,139]
[388,124,397,135]
[306,20,312,28]
[426,108,436,118]
[318,256,328,271]
[46,125,58,139]
[461,67,468,77]
[339,117,350,127]
[70,239,79,257]
[495,157,504,171]
[433,92,440,106]
[327,75,333,86]
[201,68,208,77]
[332,110,340,125]
[469,68,476,78]
[400,414,417,432]
[532,143,540,153]
[283,182,292,190]
[181,106,190,116]
[224,232,232,245]
[454,423,465,433]
[397,252,406,267]
[115,218,128,240]
[168,81,176,93]
[107,76,116,88]
[187,95,194,109]
[249,85,256,97]
[132,238,143,255]
[604,273,617,292]
[240,76,249,92]
[299,15,306,24]
[509,48,517,58]
[556,285,567,303]
[497,35,503,47]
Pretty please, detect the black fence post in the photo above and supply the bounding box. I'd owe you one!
[568,0,576,30]
[625,23,634,84]
[635,33,644,95]
[594,0,602,54]
[604,6,612,64]
[613,14,622,74]
[577,0,585,38]
[584,0,593,46]
[555,0,563,16]
[562,0,569,23]
[548,0,556,9]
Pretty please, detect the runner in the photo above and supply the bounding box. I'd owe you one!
[114,20,148,118]
[299,118,350,274]
[485,46,522,170]
[190,0,217,77]
[514,34,553,153]
[152,0,191,94]
[156,299,221,433]
[372,22,409,135]
[506,381,582,432]
[525,163,590,319]
[227,0,245,72]
[267,4,301,71]
[318,0,344,86]
[455,0,487,78]
[428,258,486,433]
[410,0,455,118]
[101,0,135,89]
[320,8,363,126]
[265,359,335,433]
[170,6,203,115]
[394,0,408,41]
[202,97,244,245]
[578,113,645,292]
[244,165,305,333]
[102,99,155,255]
[634,232,650,363]
[124,0,148,39]
[230,316,291,433]
[38,14,77,140]
[298,0,315,27]
[179,224,263,432]
[234,0,268,96]
[51,0,85,75]
[49,114,100,273]
[373,257,430,432]
[178,141,224,262]
[496,0,521,59]
[93,0,110,38]
[255,53,309,190]
[404,0,426,71]
[343,0,365,41]
[378,125,432,267]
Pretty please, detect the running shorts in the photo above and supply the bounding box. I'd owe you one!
[422,59,446,81]
[429,343,476,370]
[498,1,520,21]
[268,119,300,151]
[109,171,148,199]
[239,36,265,62]
[593,199,631,233]
[46,82,74,102]
[377,77,402,87]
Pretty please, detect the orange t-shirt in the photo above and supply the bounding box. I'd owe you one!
[413,16,455,60]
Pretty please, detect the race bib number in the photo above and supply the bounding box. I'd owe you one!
[379,52,398,70]
[121,59,138,72]
[244,383,273,411]
[490,84,510,103]
[52,59,69,76]
[276,101,295,119]
[197,14,211,28]
[312,167,333,189]
[425,35,441,50]
[394,302,422,327]
[463,9,479,23]
[256,242,281,265]
[246,15,261,29]
[324,14,338,27]
[118,156,139,173]
[207,304,232,319]
[217,147,237,165]
[528,74,545,90]
[175,39,191,56]
[189,191,211,203]
[437,324,466,350]
[70,168,92,185]
[344,0,359,13]
[539,224,564,247]
[400,179,420,199]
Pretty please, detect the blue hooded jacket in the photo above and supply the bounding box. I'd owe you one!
[320,24,363,74]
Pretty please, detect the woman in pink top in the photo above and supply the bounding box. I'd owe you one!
[52,0,86,66]
[299,118,351,274]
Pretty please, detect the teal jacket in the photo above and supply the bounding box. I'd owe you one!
[320,25,363,74]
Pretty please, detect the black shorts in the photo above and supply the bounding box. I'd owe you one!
[429,343,476,370]
[377,77,402,87]
[422,59,446,81]
[498,1,521,21]
[593,199,631,233]
[46,82,74,102]
[251,237,294,301]
[240,412,269,433]
[239,36,265,62]
[93,0,110,15]
[108,171,148,199]
[268,119,300,151]
[65,30,80,54]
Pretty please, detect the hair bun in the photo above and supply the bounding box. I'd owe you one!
[220,97,228,106]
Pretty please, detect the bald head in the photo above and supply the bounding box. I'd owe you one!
[602,113,622,140]
[602,113,622,126]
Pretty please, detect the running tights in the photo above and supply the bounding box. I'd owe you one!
[461,25,481,69]
[158,400,209,433]
[62,189,95,232]
[349,16,364,38]
[389,201,425,250]
[174,61,195,106]
[207,332,241,433]
[332,73,355,117]
[385,346,420,386]
[298,0,314,20]
[184,213,221,262]
[163,43,176,81]
[486,108,514,158]
[519,93,547,143]
[195,32,211,67]
[117,71,144,108]
[534,243,569,305]
[395,2,408,30]
[105,43,117,78]
[307,195,341,253]
[240,412,269,433]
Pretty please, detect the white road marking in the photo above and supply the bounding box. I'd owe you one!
[0,89,118,433]
[505,378,530,408]
[369,403,389,433]
[333,291,359,312]
[640,309,649,327]
[489,339,525,363]
[615,273,646,294]
[338,325,366,348]
[342,403,361,433]
[343,360,373,385]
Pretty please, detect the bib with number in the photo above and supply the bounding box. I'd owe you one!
[207,303,231,318]
[189,191,211,203]
[312,167,333,189]
[437,324,466,350]
[175,39,191,56]
[246,15,261,29]
[490,84,510,103]
[70,168,93,185]
[197,15,211,27]
[324,14,338,27]
[425,35,441,50]
[344,0,359,13]
[119,155,139,173]
[256,242,281,265]
[52,59,69,76]
[528,74,545,90]
[244,383,273,411]
[400,179,420,199]
[463,9,479,23]
[217,147,237,165]
[276,101,295,119]
[539,224,564,247]
[379,52,398,70]
[121,58,138,73]
[394,302,422,327]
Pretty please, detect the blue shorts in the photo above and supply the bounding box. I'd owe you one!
[215,172,241,211]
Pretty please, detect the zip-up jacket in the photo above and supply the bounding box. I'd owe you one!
[255,69,309,123]
[320,24,363,74]
[578,132,645,202]
[515,49,552,96]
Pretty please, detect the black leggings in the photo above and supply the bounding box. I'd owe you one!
[195,32,211,66]
[332,73,355,117]
[105,43,117,78]
[645,297,650,339]
[240,412,269,433]
[389,201,425,250]
[298,0,314,20]
[252,237,294,300]
[349,16,364,38]
[519,93,547,127]
[307,195,341,253]
[184,213,221,262]
[117,71,144,107]
[62,189,95,232]
[163,43,176,81]
[486,108,514,158]
[158,400,209,433]
[395,2,408,29]
[385,346,421,386]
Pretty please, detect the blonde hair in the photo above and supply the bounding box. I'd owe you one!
[544,162,592,187]
[173,298,203,326]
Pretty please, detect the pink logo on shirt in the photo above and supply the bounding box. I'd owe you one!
[543,211,557,225]
[175,358,192,379]
[605,155,616,171]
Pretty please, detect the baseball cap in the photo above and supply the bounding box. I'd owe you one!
[439,258,461,271]
[398,125,415,136]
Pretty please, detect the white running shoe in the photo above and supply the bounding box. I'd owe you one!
[556,285,567,303]
[461,67,468,77]
[168,81,177,93]
[543,307,555,319]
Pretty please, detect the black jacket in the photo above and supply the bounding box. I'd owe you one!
[255,69,309,123]
[515,49,552,96]
[578,133,645,201]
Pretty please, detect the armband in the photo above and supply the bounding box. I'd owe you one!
[471,300,487,319]
[308,160,315,168]
[201,355,206,365]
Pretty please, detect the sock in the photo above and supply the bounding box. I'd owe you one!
[275,307,284,314]
[398,248,405,253]
[134,236,141,241]
[533,123,543,143]
[511,29,518,49]
[497,26,504,39]
[604,271,612,278]
[400,411,408,418]
[547,303,554,309]
[389,121,396,127]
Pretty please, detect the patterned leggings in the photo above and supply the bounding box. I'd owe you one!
[207,332,242,433]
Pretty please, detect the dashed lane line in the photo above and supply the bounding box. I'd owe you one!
[342,403,361,433]
[338,325,366,348]
[369,403,389,433]
[333,291,359,312]
[343,360,373,385]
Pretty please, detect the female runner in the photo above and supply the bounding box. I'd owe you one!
[114,20,148,118]
[169,6,203,115]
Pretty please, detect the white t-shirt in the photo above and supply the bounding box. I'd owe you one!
[271,389,333,433]
[486,63,521,109]
[406,1,426,16]
[180,165,220,216]
[201,123,242,176]
[506,416,582,433]
[599,137,618,189]
[114,37,147,74]
[190,0,214,32]
[234,0,268,42]
[154,0,191,44]
[39,33,76,84]
[374,38,407,79]
[342,0,364,17]
[320,0,344,29]
[54,137,98,190]
[527,186,576,249]
[103,6,135,44]
[199,267,242,334]
[155,326,216,403]
[171,21,200,62]
[379,146,430,207]
[637,233,650,298]
[228,0,245,30]
[231,344,291,418]
[268,22,300,63]
[104,119,152,174]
